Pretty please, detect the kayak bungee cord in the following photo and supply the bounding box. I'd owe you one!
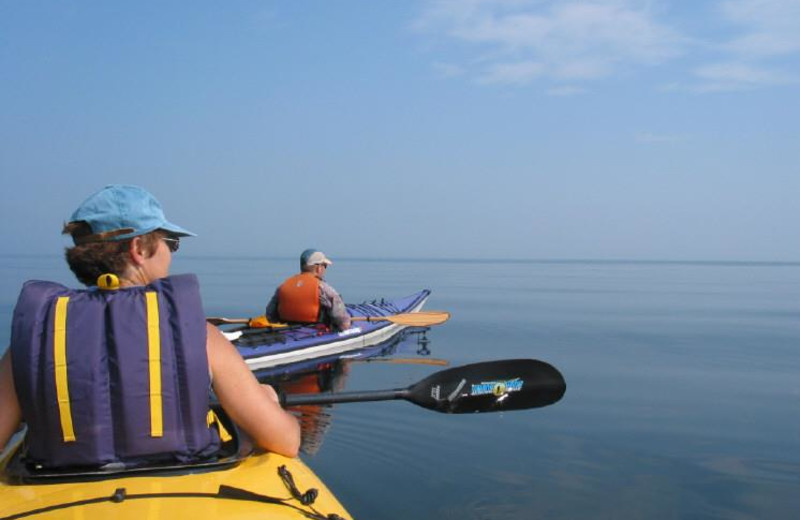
[278,463,320,505]
[0,465,345,520]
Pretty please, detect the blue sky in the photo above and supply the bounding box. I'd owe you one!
[1,0,797,261]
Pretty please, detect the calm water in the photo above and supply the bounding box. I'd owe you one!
[2,255,799,519]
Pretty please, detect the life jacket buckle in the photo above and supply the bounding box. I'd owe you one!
[97,274,120,290]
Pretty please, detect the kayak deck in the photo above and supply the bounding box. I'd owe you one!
[233,290,430,372]
[0,437,351,520]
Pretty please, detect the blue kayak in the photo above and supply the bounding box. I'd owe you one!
[226,290,431,373]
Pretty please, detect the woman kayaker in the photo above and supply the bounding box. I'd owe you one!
[265,249,352,332]
[0,185,300,465]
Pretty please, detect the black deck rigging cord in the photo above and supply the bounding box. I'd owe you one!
[1,466,346,520]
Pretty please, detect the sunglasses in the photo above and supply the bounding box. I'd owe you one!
[162,236,180,253]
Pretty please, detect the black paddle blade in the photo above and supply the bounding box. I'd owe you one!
[405,359,566,413]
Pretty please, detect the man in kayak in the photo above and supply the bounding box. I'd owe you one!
[265,249,352,332]
[0,185,300,464]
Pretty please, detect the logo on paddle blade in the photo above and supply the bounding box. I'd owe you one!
[470,378,523,397]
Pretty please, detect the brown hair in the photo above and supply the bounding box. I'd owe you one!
[62,222,164,286]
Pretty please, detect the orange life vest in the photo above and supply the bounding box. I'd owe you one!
[277,272,320,323]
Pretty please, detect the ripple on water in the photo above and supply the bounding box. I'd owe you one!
[298,401,449,473]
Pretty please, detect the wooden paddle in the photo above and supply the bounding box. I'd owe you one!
[350,311,450,326]
[282,359,566,413]
[207,311,450,328]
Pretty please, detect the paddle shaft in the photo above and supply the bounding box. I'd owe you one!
[284,388,409,407]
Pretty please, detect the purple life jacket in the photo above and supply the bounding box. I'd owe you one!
[10,273,221,468]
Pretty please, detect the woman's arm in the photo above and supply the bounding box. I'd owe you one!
[0,350,22,452]
[206,323,301,457]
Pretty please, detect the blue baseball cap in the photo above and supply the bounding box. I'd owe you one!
[69,184,196,242]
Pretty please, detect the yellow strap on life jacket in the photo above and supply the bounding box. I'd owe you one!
[53,289,167,442]
[206,410,233,443]
[145,291,164,437]
[54,296,76,443]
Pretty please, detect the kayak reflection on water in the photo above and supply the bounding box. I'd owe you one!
[274,362,351,455]
[257,327,443,454]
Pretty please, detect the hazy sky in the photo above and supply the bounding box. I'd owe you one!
[1,1,797,261]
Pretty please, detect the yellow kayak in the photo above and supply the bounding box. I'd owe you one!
[0,357,569,520]
[0,434,351,520]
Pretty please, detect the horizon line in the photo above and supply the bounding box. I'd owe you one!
[2,253,797,267]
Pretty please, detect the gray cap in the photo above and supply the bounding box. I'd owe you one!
[301,248,333,266]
